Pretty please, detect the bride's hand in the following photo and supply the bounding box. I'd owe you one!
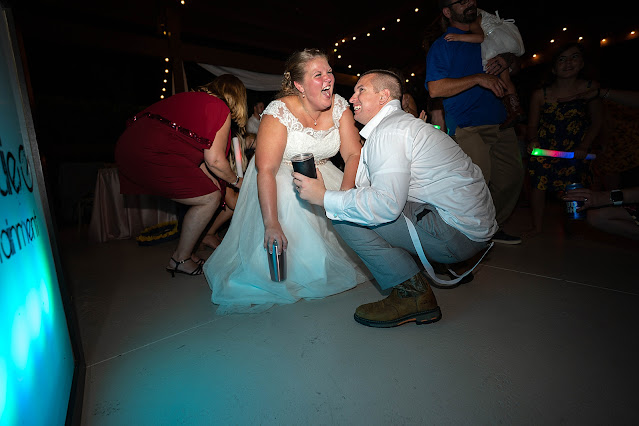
[263,224,287,254]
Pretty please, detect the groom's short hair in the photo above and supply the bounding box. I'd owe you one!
[360,69,403,100]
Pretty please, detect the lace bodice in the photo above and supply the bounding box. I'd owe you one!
[262,94,350,162]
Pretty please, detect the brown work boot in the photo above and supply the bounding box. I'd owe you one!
[500,93,525,130]
[354,272,442,328]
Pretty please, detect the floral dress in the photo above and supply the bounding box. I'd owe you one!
[528,87,593,192]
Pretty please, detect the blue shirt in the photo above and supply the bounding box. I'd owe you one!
[425,27,506,134]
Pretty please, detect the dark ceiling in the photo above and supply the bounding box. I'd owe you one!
[10,0,637,83]
[4,0,637,167]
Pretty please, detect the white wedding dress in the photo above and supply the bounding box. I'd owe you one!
[203,94,370,314]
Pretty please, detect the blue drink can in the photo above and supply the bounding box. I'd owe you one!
[565,183,585,220]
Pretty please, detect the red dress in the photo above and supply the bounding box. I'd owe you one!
[115,92,230,199]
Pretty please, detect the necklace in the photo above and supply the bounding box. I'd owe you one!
[300,98,321,126]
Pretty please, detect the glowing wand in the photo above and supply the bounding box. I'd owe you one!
[530,148,596,160]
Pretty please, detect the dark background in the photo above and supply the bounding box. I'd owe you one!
[5,0,638,225]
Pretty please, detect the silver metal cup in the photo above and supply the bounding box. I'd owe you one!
[291,153,317,178]
[268,240,286,282]
[565,183,586,220]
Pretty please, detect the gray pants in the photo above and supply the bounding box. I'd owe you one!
[332,202,489,290]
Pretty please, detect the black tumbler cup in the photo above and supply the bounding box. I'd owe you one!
[291,153,317,178]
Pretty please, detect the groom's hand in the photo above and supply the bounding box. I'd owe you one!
[293,169,326,207]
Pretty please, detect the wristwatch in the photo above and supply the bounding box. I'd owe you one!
[610,189,623,206]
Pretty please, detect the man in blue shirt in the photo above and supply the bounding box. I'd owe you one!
[426,0,523,244]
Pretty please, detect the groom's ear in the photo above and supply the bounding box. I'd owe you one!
[379,89,391,105]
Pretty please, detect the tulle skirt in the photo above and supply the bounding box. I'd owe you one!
[203,158,371,314]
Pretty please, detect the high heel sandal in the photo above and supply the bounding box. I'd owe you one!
[166,257,204,277]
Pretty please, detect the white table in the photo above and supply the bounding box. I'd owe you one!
[88,167,177,243]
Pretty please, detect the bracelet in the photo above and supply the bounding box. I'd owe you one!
[230,176,240,186]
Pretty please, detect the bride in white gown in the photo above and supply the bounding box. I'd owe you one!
[203,49,371,314]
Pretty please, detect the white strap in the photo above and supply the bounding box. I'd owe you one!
[403,214,493,286]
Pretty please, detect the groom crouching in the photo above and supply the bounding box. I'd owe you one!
[293,70,498,328]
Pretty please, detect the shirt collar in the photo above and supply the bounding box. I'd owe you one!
[359,99,402,140]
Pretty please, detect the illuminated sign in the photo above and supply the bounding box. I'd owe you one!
[1,4,82,424]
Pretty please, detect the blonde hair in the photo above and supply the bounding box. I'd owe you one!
[228,133,256,174]
[276,48,329,99]
[195,74,248,132]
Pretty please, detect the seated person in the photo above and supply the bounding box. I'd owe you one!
[563,186,639,240]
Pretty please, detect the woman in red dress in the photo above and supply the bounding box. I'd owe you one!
[115,74,247,276]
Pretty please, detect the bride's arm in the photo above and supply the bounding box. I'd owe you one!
[255,114,289,253]
[337,108,362,190]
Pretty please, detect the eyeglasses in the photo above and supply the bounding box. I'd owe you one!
[445,0,471,7]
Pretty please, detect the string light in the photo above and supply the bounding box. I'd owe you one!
[332,5,423,76]
[333,7,636,77]
[525,25,637,67]
[159,16,175,99]
[162,58,171,99]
